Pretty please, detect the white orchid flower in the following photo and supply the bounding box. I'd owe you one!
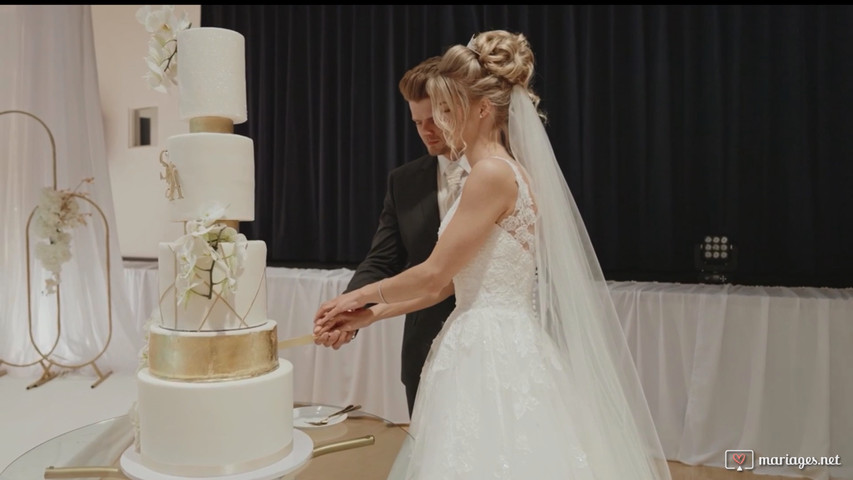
[135,5,176,34]
[168,10,191,34]
[198,204,228,227]
[136,5,190,93]
[32,179,94,294]
[170,204,246,305]
[175,275,203,306]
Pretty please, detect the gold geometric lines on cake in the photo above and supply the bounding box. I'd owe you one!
[158,273,264,331]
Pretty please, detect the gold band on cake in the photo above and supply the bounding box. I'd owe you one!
[148,321,278,381]
[219,219,240,230]
[189,116,234,133]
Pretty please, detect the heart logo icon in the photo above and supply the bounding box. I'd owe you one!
[733,453,746,465]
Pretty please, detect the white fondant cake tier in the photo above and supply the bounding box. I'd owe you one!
[158,240,267,331]
[166,132,255,222]
[177,27,247,123]
[136,359,294,477]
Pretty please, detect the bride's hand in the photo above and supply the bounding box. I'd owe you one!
[314,290,366,327]
[314,307,377,337]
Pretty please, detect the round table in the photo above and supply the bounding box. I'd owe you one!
[0,403,413,480]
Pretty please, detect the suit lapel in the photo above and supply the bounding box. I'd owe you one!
[416,157,440,241]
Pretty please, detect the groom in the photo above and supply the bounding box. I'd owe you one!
[315,56,467,417]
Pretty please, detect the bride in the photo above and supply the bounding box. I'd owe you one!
[314,30,671,479]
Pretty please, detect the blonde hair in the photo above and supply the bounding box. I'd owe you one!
[426,30,544,158]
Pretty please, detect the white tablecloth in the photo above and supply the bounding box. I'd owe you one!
[610,282,853,480]
[123,263,853,479]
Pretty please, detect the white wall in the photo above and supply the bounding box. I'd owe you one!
[90,5,201,258]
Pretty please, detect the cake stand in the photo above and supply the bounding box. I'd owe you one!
[119,429,313,480]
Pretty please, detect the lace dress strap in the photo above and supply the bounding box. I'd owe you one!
[489,156,537,253]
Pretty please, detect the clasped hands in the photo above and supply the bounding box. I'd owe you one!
[313,289,376,350]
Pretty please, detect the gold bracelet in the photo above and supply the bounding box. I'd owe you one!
[377,280,389,304]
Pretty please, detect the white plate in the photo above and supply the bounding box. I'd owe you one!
[293,405,350,429]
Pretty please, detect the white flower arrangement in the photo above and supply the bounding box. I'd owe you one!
[174,204,249,307]
[32,178,94,294]
[137,313,158,372]
[129,400,141,452]
[136,5,191,93]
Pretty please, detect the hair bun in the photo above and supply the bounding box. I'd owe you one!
[470,30,534,89]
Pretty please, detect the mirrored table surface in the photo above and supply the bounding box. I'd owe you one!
[0,402,412,480]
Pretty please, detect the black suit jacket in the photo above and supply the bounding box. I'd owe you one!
[346,154,456,407]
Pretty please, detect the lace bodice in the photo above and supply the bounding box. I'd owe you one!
[438,156,537,312]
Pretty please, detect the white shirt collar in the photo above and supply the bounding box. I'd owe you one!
[438,154,470,174]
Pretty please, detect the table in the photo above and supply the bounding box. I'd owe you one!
[0,403,412,480]
[610,281,853,480]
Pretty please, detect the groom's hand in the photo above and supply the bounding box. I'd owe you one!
[314,306,377,348]
[314,329,355,350]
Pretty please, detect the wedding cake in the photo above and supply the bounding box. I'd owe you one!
[131,26,295,477]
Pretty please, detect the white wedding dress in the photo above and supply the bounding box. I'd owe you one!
[400,156,598,479]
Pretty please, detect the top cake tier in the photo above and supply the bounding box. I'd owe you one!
[177,27,247,124]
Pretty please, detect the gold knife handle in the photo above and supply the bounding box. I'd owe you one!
[278,333,317,350]
[44,466,128,479]
[312,434,375,457]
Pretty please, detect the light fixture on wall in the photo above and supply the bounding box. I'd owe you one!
[694,235,737,284]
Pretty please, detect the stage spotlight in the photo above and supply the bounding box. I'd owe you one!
[695,235,738,284]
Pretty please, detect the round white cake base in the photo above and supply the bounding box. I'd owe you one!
[120,429,313,480]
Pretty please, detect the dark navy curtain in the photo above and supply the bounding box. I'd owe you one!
[202,5,853,287]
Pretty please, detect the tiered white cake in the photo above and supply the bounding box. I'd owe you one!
[134,27,294,477]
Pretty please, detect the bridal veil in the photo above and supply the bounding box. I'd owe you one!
[509,85,671,479]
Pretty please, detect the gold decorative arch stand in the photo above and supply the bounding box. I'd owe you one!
[0,110,113,389]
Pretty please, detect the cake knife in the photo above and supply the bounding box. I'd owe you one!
[277,333,317,350]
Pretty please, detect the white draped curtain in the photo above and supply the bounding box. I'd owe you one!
[0,5,139,377]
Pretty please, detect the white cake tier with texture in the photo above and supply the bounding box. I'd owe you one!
[177,27,247,123]
[137,359,293,477]
[158,240,267,331]
[166,132,255,222]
